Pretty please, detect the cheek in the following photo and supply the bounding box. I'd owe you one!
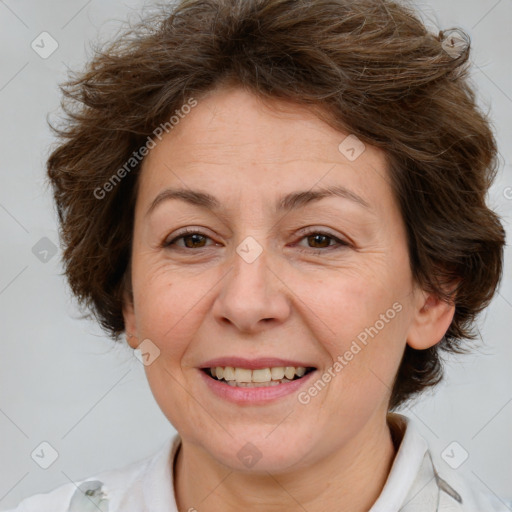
[293,264,411,403]
[131,256,230,368]
[131,262,212,429]
[131,260,195,356]
[296,265,403,350]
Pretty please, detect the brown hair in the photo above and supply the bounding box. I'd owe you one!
[46,0,506,409]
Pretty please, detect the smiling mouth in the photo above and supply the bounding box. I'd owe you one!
[202,366,316,387]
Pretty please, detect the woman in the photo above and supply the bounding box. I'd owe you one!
[3,0,508,510]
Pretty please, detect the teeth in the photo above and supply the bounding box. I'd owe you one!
[284,366,296,380]
[226,379,293,387]
[208,365,310,385]
[252,368,272,382]
[223,366,235,381]
[270,367,285,380]
[234,368,252,382]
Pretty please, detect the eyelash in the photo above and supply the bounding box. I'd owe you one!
[163,228,350,254]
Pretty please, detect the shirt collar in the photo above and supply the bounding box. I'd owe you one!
[141,434,180,512]
[369,412,431,511]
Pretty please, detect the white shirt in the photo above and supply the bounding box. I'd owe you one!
[3,414,509,512]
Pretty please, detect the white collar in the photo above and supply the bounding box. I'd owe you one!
[140,434,179,511]
[370,413,431,511]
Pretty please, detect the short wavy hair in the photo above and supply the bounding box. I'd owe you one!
[47,0,506,409]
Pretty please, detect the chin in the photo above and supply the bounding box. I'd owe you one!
[198,423,319,473]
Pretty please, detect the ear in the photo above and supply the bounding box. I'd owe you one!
[122,297,140,350]
[121,272,140,350]
[406,288,456,350]
[120,260,140,349]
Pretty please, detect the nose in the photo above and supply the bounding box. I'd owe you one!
[212,244,291,334]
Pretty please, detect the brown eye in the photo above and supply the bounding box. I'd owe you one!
[181,233,208,248]
[306,233,333,249]
[164,229,213,249]
[295,230,350,254]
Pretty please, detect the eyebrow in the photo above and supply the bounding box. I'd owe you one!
[145,184,371,218]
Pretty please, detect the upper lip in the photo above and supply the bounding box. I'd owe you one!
[199,357,317,370]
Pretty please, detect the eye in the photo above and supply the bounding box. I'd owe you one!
[163,228,351,253]
[163,228,215,249]
[294,229,350,253]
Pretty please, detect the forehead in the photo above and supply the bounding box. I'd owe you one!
[137,86,394,216]
[153,86,380,164]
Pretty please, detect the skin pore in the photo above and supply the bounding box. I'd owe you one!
[123,84,455,512]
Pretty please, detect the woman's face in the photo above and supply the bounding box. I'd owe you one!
[124,85,429,472]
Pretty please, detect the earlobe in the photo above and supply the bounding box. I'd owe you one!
[125,332,139,349]
[406,292,456,350]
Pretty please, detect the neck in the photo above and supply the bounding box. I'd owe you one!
[174,413,397,512]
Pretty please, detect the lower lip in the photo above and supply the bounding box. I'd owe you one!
[199,369,317,405]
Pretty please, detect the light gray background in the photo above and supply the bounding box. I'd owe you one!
[0,0,510,509]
